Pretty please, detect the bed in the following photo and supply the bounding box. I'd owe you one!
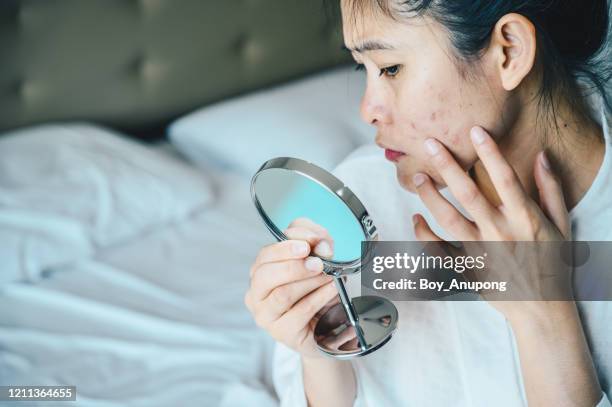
[0,1,374,406]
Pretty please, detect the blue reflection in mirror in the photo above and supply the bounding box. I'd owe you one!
[255,169,365,262]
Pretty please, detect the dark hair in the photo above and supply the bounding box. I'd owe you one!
[339,0,611,135]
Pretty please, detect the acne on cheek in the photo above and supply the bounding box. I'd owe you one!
[429,110,446,123]
[448,132,461,146]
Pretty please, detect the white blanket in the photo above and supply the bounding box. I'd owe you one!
[0,170,279,407]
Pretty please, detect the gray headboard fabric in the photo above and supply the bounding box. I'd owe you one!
[0,0,350,139]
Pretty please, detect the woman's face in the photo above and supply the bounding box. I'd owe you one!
[341,2,515,193]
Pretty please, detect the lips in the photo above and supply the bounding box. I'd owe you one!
[384,148,405,162]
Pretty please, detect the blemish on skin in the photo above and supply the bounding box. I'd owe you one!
[443,128,449,136]
[430,112,437,121]
[449,133,460,145]
[410,122,417,130]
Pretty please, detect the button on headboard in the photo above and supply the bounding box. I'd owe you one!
[0,0,350,138]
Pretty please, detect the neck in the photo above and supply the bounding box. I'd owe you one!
[472,95,605,213]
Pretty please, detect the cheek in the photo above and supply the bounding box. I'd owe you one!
[406,86,483,157]
[397,84,455,139]
[392,75,501,189]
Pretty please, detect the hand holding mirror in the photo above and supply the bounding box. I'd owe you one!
[251,157,398,358]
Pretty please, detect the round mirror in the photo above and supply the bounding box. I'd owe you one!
[251,157,398,358]
[251,157,378,275]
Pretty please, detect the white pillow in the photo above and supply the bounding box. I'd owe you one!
[167,66,375,176]
[0,123,214,284]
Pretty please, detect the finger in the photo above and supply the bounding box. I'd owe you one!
[534,150,570,238]
[252,240,311,274]
[256,274,333,325]
[289,217,330,239]
[469,126,530,212]
[413,174,480,240]
[251,256,324,301]
[423,137,499,229]
[284,226,334,259]
[288,218,335,258]
[273,280,338,334]
[412,213,443,241]
[282,226,323,246]
[412,214,465,260]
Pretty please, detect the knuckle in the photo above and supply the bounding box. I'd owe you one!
[253,252,262,267]
[303,297,320,316]
[499,167,517,190]
[287,259,303,276]
[314,225,330,239]
[271,286,292,308]
[442,212,463,230]
[458,185,480,206]
[255,244,272,265]
[435,153,451,169]
[526,210,543,237]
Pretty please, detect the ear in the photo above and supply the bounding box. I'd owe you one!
[489,13,537,91]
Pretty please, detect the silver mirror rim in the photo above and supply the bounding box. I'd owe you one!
[250,157,379,276]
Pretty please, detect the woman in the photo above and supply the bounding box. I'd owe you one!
[245,0,611,405]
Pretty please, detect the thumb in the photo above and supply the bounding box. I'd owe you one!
[534,150,570,239]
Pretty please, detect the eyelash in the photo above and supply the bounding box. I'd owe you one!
[353,63,401,78]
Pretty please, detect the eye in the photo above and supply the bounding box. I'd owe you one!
[379,65,401,78]
[354,63,365,72]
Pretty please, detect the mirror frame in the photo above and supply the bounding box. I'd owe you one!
[251,157,379,276]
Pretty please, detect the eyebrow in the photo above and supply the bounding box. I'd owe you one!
[342,40,395,53]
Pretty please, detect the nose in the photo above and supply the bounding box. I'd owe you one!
[359,84,389,126]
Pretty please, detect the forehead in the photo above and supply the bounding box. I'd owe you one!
[340,0,395,45]
[340,0,434,52]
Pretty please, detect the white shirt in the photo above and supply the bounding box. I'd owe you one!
[273,96,612,407]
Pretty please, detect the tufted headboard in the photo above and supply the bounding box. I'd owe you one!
[0,0,349,138]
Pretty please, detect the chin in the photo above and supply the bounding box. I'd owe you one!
[396,171,419,194]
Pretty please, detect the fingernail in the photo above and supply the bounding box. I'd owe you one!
[424,138,440,156]
[540,151,551,171]
[314,240,332,257]
[305,256,323,272]
[292,241,309,255]
[470,127,486,145]
[413,173,426,187]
